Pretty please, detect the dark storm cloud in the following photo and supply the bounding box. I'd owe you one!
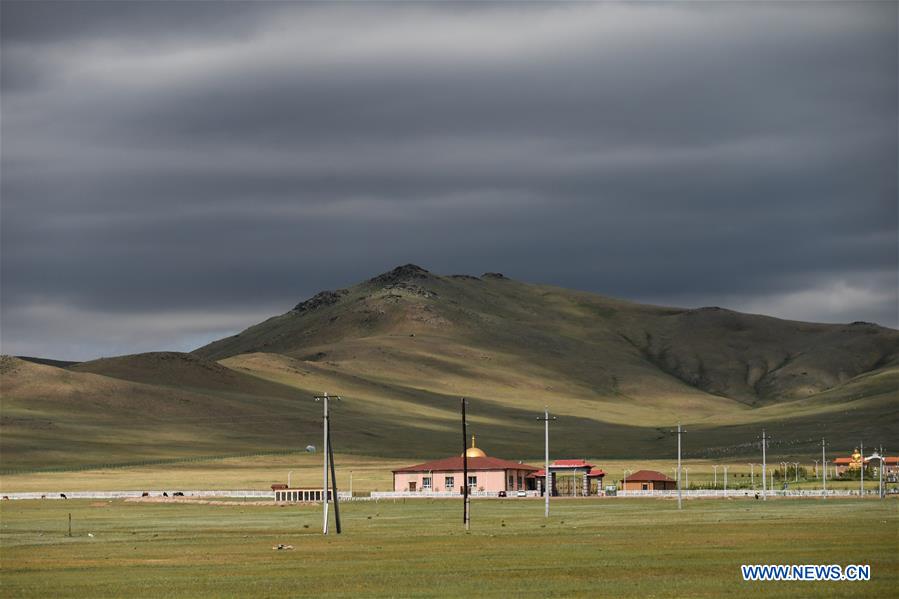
[1,1,896,360]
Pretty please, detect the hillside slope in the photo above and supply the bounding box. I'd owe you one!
[3,265,896,471]
[195,264,899,407]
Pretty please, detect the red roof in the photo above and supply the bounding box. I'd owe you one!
[833,458,853,464]
[885,457,899,464]
[529,468,605,477]
[551,459,595,468]
[623,470,675,482]
[587,470,607,477]
[393,455,539,474]
[271,484,288,490]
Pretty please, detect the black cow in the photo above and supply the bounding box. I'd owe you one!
[173,492,184,497]
[141,492,149,497]
[60,493,67,499]
[162,492,168,497]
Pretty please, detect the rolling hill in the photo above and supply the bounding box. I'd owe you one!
[2,265,897,471]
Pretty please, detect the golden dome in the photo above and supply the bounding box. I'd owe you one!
[463,434,487,458]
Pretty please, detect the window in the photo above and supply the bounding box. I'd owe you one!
[642,483,648,491]
[445,476,454,489]
[508,475,514,487]
[518,476,523,488]
[423,477,432,490]
[468,475,477,487]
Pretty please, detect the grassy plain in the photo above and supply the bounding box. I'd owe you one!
[2,455,893,494]
[1,497,896,598]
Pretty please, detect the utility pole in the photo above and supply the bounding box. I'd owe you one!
[537,407,556,517]
[713,465,718,490]
[860,442,864,497]
[684,467,689,490]
[879,446,884,500]
[462,398,470,530]
[748,463,755,489]
[761,429,768,501]
[672,423,686,509]
[314,392,341,535]
[327,413,341,534]
[813,459,819,479]
[822,438,827,499]
[623,469,631,496]
[724,465,728,493]
[793,462,799,483]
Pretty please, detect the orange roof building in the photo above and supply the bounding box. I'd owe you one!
[620,470,677,491]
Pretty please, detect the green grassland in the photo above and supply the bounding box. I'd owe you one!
[2,454,894,495]
[1,498,896,597]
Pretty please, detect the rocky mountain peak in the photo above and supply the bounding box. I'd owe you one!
[367,264,433,287]
[292,289,349,313]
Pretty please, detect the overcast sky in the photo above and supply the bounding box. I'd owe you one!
[2,1,896,361]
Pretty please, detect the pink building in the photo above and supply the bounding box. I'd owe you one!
[392,436,539,493]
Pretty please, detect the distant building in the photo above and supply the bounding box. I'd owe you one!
[834,448,867,477]
[528,459,607,496]
[883,456,899,476]
[271,483,331,502]
[620,470,677,491]
[392,435,539,493]
[835,452,899,478]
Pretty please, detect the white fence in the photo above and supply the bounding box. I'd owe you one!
[370,490,541,499]
[1,490,275,501]
[1,488,882,501]
[615,489,869,498]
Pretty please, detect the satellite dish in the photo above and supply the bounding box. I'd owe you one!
[305,445,316,453]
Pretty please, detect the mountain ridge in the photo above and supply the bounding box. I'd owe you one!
[2,264,896,470]
[193,264,899,406]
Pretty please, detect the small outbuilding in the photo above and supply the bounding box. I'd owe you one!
[271,484,331,502]
[620,470,677,491]
[528,459,607,496]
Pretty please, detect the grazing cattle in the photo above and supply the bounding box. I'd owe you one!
[141,492,149,497]
[173,492,184,497]
[162,492,168,497]
[2,496,8,500]
[60,493,67,499]
[41,494,46,499]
